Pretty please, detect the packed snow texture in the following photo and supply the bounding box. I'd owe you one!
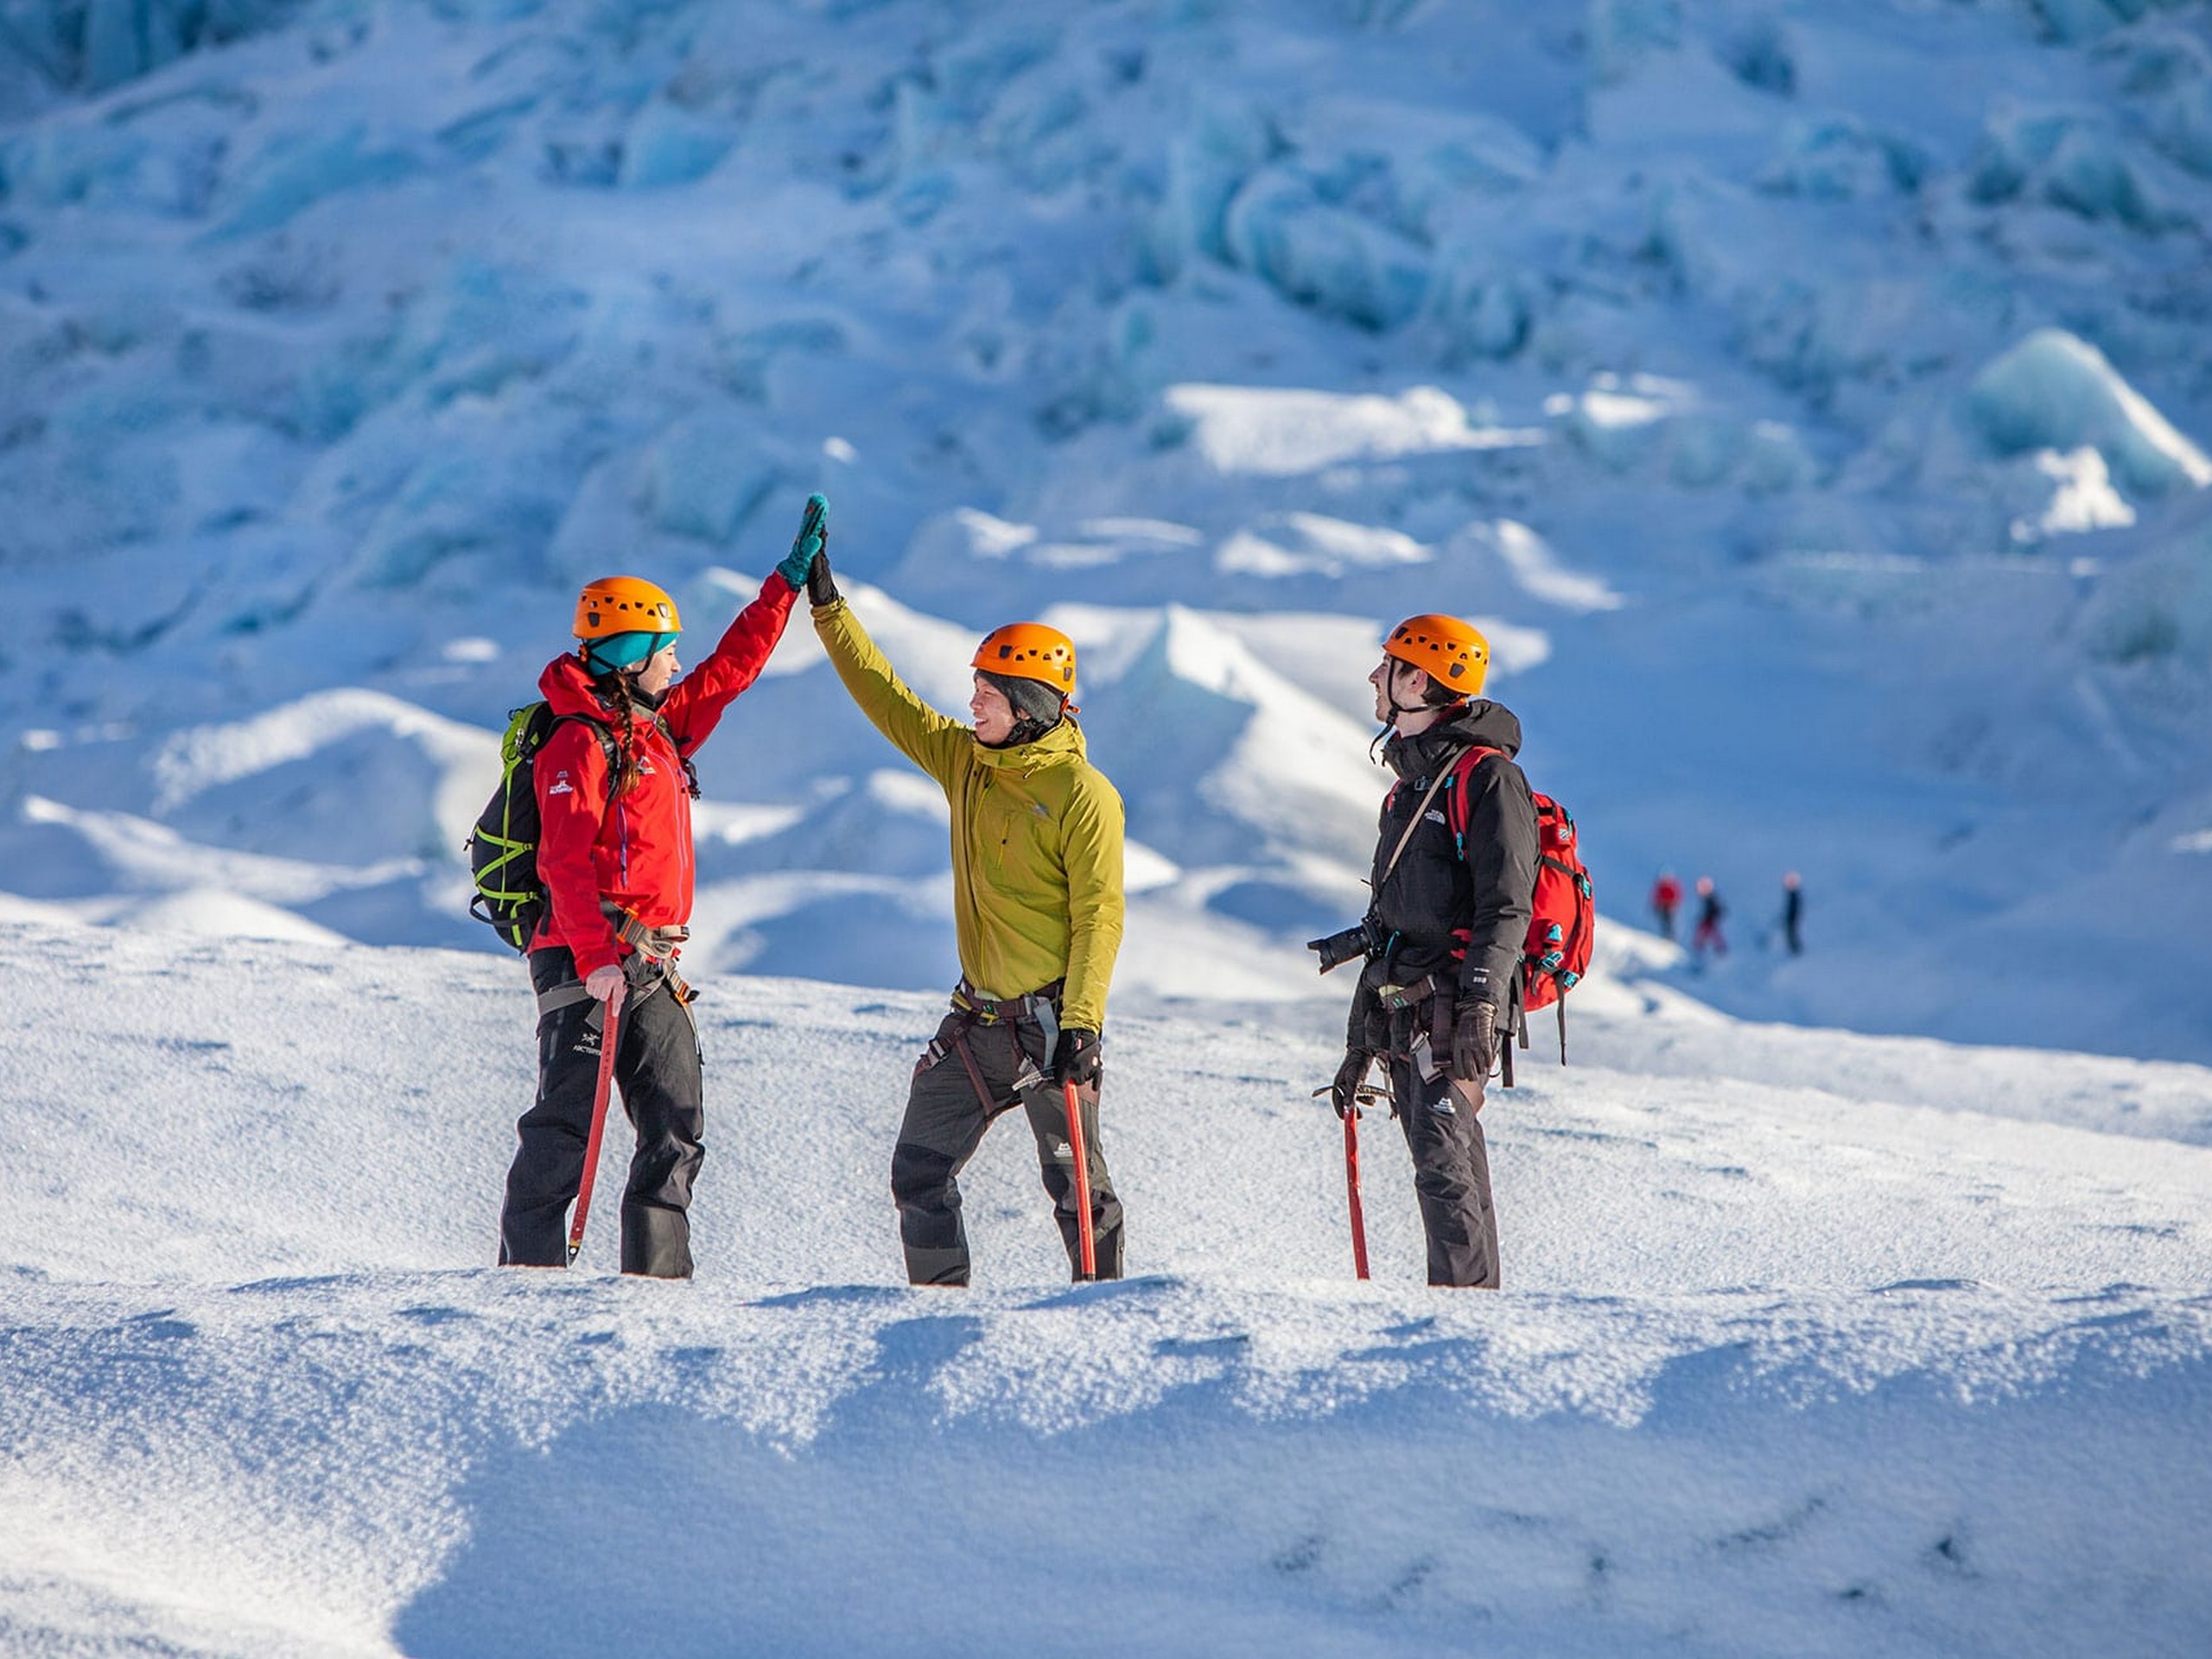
[1,919,2209,1656]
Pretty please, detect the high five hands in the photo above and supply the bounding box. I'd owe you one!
[777,493,830,596]
[776,493,839,606]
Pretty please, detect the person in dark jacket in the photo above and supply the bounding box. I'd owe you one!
[1327,613,1536,1288]
[1691,875,1726,961]
[1779,871,1803,956]
[497,499,823,1277]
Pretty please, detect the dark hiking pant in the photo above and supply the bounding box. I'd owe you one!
[499,948,704,1278]
[892,1006,1123,1286]
[1388,1051,1499,1288]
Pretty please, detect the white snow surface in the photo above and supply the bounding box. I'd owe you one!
[3,917,2210,1657]
[4,2,2212,1648]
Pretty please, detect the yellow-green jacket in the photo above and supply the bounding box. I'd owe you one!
[813,598,1126,1032]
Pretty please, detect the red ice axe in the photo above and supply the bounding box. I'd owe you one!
[1063,1079,1097,1281]
[1315,1076,1388,1281]
[566,998,621,1267]
[1343,1099,1371,1282]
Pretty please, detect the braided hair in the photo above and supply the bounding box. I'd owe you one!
[596,665,646,797]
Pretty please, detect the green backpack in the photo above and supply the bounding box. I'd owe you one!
[465,703,618,951]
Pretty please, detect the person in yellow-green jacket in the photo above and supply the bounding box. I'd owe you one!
[804,505,1127,1284]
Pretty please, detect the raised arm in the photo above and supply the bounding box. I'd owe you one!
[659,570,798,752]
[658,494,827,749]
[810,592,969,789]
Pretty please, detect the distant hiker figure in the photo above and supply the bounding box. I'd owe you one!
[495,499,822,1277]
[1323,614,1535,1289]
[1691,876,1727,961]
[1649,871,1682,941]
[1781,871,1804,956]
[807,518,1127,1286]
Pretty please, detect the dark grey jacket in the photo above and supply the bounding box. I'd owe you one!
[1347,700,1538,1048]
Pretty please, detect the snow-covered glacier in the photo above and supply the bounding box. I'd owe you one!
[2,0,2210,1058]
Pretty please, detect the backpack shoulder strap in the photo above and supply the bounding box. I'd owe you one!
[1443,743,1505,846]
[1378,755,1465,887]
[545,709,620,772]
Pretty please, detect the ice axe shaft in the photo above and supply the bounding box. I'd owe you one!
[566,997,621,1267]
[1344,1103,1371,1281]
[1316,1079,1384,1281]
[1062,1079,1097,1281]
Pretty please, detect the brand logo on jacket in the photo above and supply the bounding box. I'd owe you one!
[548,772,575,797]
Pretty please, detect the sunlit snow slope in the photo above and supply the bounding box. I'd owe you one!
[2,920,2209,1657]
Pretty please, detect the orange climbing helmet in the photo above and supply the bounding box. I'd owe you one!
[575,576,681,640]
[1382,613,1488,696]
[971,621,1077,692]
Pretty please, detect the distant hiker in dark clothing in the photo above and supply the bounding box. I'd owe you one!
[497,500,821,1278]
[1691,876,1726,960]
[1649,871,1682,940]
[1327,613,1535,1289]
[1781,871,1803,956]
[808,518,1128,1286]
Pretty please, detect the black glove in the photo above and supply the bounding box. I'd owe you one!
[807,538,840,607]
[1329,1049,1375,1119]
[1053,1027,1102,1088]
[1450,1000,1499,1082]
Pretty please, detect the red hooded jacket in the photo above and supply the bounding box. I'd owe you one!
[531,570,798,979]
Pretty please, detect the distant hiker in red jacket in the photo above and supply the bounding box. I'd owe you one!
[1649,871,1682,940]
[497,498,823,1278]
[1691,875,1726,961]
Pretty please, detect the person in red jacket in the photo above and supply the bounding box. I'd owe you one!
[497,497,823,1277]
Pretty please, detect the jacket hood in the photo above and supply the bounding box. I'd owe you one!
[975,714,1088,772]
[538,652,653,727]
[1385,698,1522,779]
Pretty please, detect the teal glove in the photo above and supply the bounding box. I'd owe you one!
[776,493,829,591]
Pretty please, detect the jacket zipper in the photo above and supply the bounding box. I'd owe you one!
[676,734,691,902]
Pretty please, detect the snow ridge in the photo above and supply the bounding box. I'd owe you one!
[3,919,2209,1656]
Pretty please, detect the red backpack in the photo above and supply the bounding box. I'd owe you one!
[1446,746,1596,1069]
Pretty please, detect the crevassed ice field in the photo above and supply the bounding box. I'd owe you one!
[2,3,2209,1656]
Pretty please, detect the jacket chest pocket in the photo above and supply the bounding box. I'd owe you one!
[1381,806,1460,910]
[982,798,1023,868]
[965,774,1007,869]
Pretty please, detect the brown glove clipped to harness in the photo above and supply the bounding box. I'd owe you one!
[1450,1000,1499,1082]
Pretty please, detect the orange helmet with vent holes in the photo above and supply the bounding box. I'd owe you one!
[575,576,681,640]
[1382,613,1488,696]
[971,621,1077,691]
